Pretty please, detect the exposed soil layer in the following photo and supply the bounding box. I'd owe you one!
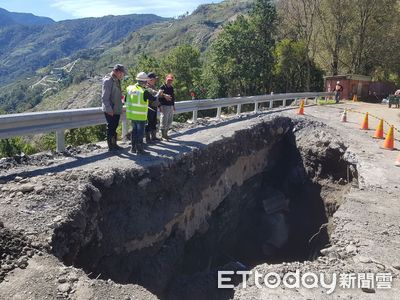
[3,108,385,300]
[46,118,355,299]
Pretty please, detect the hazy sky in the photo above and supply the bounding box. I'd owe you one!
[0,0,223,21]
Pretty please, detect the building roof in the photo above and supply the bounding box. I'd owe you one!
[324,74,372,81]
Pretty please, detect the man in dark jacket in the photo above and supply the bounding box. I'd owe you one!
[145,72,172,143]
[159,74,175,140]
[145,72,161,143]
[101,64,126,151]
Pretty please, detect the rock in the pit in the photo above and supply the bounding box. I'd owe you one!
[57,282,72,293]
[320,245,337,256]
[345,244,357,254]
[18,184,35,193]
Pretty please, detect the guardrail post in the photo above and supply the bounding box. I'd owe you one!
[56,130,65,152]
[217,107,222,118]
[237,104,241,115]
[254,102,258,113]
[283,99,286,107]
[121,112,128,141]
[192,110,198,123]
[269,100,273,109]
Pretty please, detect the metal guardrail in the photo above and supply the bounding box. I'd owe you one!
[0,92,333,151]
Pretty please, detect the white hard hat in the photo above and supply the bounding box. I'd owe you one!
[336,81,340,84]
[136,72,149,81]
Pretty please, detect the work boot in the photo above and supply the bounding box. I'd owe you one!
[151,130,160,142]
[145,131,151,144]
[107,136,114,152]
[130,139,137,154]
[112,134,123,150]
[161,129,170,141]
[136,142,149,155]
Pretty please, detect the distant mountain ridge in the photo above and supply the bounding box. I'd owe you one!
[34,0,254,112]
[0,7,54,26]
[0,0,253,113]
[119,0,252,56]
[0,12,168,86]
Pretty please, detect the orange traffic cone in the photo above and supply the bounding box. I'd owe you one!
[373,119,384,139]
[395,153,400,167]
[341,109,347,122]
[382,125,394,150]
[297,99,304,115]
[360,112,369,130]
[352,94,358,102]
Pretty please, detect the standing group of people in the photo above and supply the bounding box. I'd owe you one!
[101,64,175,155]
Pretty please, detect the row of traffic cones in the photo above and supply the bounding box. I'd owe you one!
[295,103,399,165]
[342,109,400,166]
[376,123,399,166]
[352,111,395,149]
[360,114,389,142]
[358,112,394,149]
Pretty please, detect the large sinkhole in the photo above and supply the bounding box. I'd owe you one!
[51,118,357,300]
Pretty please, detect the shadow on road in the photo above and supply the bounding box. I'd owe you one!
[0,110,290,181]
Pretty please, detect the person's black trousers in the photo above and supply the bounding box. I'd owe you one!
[104,113,120,139]
[146,107,157,132]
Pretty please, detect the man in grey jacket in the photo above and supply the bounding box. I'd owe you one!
[101,64,126,151]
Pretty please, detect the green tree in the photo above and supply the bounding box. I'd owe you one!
[345,0,397,75]
[250,0,277,93]
[0,139,17,157]
[281,0,399,79]
[0,83,44,113]
[72,72,86,84]
[0,137,37,158]
[130,54,162,80]
[161,44,202,101]
[372,12,400,84]
[314,0,352,75]
[277,0,322,88]
[66,125,106,146]
[203,16,258,98]
[273,39,323,92]
[37,133,56,151]
[203,0,277,98]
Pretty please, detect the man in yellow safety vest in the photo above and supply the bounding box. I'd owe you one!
[125,72,158,154]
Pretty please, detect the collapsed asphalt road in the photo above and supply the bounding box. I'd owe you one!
[0,104,399,300]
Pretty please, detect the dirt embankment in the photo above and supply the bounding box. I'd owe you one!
[0,105,398,299]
